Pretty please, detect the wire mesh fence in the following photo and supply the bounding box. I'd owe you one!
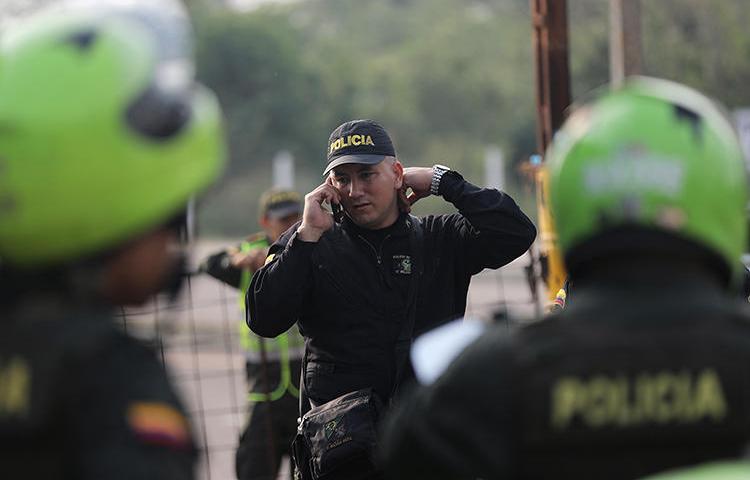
[116,240,250,480]
[116,240,541,480]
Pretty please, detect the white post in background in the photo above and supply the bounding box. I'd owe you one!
[184,197,196,243]
[272,150,295,189]
[734,109,750,170]
[610,0,642,88]
[484,145,505,191]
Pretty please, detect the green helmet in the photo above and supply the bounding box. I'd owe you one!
[548,77,747,281]
[0,1,225,267]
[639,460,750,480]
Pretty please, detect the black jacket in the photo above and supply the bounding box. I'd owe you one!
[247,172,536,405]
[382,263,750,480]
[0,296,196,479]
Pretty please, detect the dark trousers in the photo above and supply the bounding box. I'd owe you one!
[236,358,302,480]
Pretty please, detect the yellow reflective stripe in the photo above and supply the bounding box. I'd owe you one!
[241,323,303,355]
[239,322,253,351]
[235,237,301,401]
[237,241,255,311]
[238,238,269,349]
[247,333,300,402]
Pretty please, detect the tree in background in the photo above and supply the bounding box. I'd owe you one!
[187,0,750,236]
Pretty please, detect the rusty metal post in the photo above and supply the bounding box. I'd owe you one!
[531,0,572,153]
[530,0,571,301]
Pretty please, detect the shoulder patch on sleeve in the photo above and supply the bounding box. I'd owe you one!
[127,401,192,450]
[264,253,276,266]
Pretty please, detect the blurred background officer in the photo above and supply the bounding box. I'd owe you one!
[381,77,750,479]
[201,188,303,480]
[0,1,224,478]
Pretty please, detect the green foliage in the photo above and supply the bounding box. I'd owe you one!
[641,0,750,106]
[189,0,750,235]
[193,9,328,174]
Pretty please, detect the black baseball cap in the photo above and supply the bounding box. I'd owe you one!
[258,189,302,219]
[324,119,396,175]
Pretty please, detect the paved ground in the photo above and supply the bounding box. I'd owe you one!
[121,240,543,480]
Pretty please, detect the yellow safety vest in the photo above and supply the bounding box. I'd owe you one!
[238,237,303,402]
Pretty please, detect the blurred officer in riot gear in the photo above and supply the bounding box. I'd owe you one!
[382,77,750,480]
[0,1,225,478]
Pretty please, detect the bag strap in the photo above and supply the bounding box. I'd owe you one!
[299,344,312,417]
[405,214,424,333]
[390,214,424,397]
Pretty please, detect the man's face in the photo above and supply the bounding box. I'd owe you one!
[330,159,403,230]
[101,226,183,305]
[263,212,301,242]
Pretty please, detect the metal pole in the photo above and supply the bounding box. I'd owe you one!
[610,0,642,87]
[531,0,572,153]
[530,0,571,301]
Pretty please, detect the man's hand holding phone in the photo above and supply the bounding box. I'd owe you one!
[297,179,342,242]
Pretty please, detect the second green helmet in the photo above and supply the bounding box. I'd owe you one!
[548,77,747,281]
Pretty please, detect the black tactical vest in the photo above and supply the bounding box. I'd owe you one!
[513,300,750,479]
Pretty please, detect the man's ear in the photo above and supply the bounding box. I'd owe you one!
[392,159,404,189]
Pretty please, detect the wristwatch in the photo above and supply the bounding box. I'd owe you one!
[430,164,451,196]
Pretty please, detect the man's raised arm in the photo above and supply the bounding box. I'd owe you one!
[403,166,536,274]
[246,181,341,337]
[438,170,536,273]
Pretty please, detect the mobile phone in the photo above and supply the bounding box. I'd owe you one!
[331,202,343,224]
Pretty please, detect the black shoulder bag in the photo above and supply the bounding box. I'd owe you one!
[292,215,424,480]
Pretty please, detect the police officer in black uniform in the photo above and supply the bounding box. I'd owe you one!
[381,77,750,479]
[247,119,536,477]
[0,2,224,478]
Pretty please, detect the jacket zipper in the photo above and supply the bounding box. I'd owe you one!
[358,234,391,265]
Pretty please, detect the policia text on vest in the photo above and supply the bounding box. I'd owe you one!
[551,368,726,430]
[0,356,30,418]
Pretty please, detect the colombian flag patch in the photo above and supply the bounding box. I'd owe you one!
[127,402,191,450]
[553,287,567,309]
